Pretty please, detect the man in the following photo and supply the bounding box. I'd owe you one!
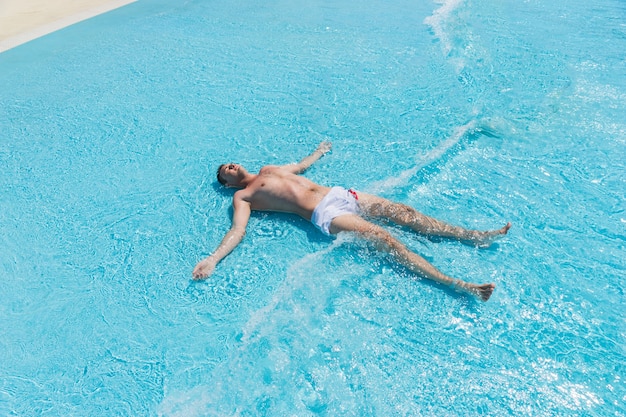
[193,141,510,301]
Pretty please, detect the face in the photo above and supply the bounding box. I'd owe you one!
[219,163,241,186]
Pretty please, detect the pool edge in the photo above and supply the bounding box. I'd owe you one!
[0,0,137,53]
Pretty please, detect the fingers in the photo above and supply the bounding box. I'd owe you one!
[192,269,206,280]
[318,141,332,152]
[192,260,214,280]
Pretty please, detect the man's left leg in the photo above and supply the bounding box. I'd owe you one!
[329,214,495,301]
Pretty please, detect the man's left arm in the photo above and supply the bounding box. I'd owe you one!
[284,141,332,174]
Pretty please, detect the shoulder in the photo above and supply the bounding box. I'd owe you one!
[232,190,253,209]
[233,188,251,201]
[258,165,281,174]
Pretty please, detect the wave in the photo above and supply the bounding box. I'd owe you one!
[368,119,472,193]
[158,236,356,416]
[366,116,511,195]
[423,0,464,57]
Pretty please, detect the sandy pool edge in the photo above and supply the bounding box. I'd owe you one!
[0,0,137,53]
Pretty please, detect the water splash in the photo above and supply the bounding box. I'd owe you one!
[368,117,512,196]
[424,0,464,61]
[159,236,357,416]
[369,120,473,194]
[240,236,348,343]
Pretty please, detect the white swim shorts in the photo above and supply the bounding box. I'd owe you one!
[311,186,360,235]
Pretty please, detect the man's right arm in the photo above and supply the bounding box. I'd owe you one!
[283,141,332,174]
[192,196,251,280]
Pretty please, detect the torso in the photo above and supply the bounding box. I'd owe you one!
[235,166,331,220]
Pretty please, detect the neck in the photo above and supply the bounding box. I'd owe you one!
[234,172,257,188]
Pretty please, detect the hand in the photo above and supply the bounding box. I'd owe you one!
[192,257,217,280]
[317,141,332,155]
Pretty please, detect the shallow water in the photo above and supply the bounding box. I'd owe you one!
[1,0,624,415]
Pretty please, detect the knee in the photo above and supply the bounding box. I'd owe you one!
[367,201,412,219]
[390,203,417,224]
[362,226,399,250]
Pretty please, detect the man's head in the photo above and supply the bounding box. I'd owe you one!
[216,164,228,185]
[216,163,244,187]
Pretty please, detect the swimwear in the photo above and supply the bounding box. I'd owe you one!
[311,186,360,235]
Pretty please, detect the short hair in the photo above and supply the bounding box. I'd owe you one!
[216,164,227,185]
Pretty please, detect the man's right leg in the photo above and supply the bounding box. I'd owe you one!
[329,214,495,301]
[357,193,510,246]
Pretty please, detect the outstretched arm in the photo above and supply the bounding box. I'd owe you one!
[284,141,332,174]
[192,196,251,280]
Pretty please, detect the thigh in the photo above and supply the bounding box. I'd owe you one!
[356,192,398,218]
[328,213,383,236]
[357,192,424,224]
[329,213,406,254]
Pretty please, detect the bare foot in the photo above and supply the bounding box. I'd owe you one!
[471,222,511,247]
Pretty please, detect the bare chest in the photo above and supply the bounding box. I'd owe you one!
[244,173,325,216]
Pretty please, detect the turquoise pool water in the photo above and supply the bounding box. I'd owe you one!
[1,0,624,415]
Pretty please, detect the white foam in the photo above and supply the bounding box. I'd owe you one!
[368,120,477,194]
[423,0,464,56]
[157,386,213,417]
[158,236,356,416]
[240,235,349,342]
